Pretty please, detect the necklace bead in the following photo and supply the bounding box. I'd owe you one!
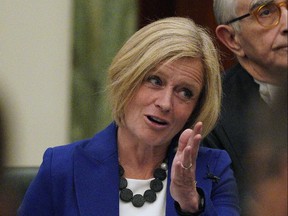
[120,188,133,202]
[144,189,156,203]
[150,178,163,192]
[154,168,167,180]
[161,162,168,171]
[119,177,127,189]
[132,194,145,207]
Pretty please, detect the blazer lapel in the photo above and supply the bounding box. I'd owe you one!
[73,123,120,216]
[166,174,178,216]
[166,146,178,216]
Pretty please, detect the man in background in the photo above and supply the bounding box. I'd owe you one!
[202,0,287,203]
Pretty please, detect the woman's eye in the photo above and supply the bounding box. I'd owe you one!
[179,88,193,100]
[147,75,162,86]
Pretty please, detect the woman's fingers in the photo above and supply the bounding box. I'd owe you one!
[182,145,193,169]
[178,129,193,152]
[178,122,203,166]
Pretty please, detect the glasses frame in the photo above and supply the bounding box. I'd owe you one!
[225,1,287,28]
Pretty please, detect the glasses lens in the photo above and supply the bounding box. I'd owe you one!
[256,3,280,27]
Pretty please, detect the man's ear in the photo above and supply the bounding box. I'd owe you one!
[215,25,245,57]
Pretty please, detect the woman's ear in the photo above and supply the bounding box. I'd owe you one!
[215,25,245,57]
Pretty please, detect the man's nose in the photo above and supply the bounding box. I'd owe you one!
[279,5,288,31]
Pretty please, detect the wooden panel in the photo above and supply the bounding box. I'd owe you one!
[138,0,236,69]
[175,0,216,28]
[138,0,175,28]
[175,0,236,69]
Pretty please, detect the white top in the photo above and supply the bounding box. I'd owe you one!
[119,177,167,216]
[254,79,281,106]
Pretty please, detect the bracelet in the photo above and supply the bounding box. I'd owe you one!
[174,187,205,216]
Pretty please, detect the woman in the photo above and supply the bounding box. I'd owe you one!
[19,17,240,215]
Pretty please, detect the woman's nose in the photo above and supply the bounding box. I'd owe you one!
[154,90,173,112]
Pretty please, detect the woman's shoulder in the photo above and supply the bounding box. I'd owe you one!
[47,122,117,156]
[44,138,92,159]
[37,139,92,176]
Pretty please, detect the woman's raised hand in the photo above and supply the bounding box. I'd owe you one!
[170,122,203,213]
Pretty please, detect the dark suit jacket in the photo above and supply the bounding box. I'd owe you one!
[202,63,269,199]
[19,123,240,216]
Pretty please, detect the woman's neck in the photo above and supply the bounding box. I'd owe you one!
[117,127,168,179]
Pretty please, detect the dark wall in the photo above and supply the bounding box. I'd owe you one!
[138,0,236,70]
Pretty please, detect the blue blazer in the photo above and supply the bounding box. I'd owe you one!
[19,123,240,216]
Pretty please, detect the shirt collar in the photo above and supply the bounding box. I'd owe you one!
[254,79,281,106]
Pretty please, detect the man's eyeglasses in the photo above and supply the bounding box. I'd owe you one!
[225,1,287,28]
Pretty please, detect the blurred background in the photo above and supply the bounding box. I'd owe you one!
[1,0,235,167]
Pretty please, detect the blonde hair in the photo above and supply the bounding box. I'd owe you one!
[107,17,222,137]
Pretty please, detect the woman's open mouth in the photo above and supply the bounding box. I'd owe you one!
[147,115,168,125]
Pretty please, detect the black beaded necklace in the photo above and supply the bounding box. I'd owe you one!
[119,160,168,207]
